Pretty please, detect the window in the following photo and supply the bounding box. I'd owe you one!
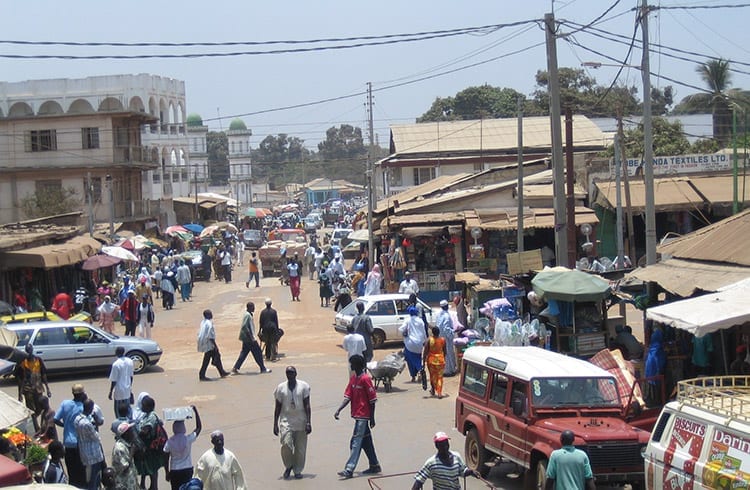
[35,180,62,194]
[490,374,509,405]
[192,139,198,152]
[368,300,396,316]
[390,168,403,186]
[462,363,489,397]
[413,167,436,185]
[25,130,57,152]
[34,327,74,346]
[81,127,100,149]
[152,173,161,183]
[231,142,235,153]
[511,382,529,417]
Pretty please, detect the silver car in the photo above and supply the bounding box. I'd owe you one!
[333,293,437,348]
[5,321,162,375]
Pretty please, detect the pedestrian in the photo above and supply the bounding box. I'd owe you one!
[645,328,667,405]
[135,275,153,305]
[304,243,316,280]
[74,399,105,490]
[42,440,68,484]
[108,346,134,418]
[219,245,232,283]
[161,271,176,310]
[363,264,382,296]
[195,431,246,490]
[134,395,166,490]
[176,260,192,302]
[236,239,244,266]
[351,301,374,363]
[423,327,447,398]
[231,302,272,375]
[288,254,301,301]
[545,430,596,490]
[436,299,457,376]
[97,296,120,334]
[259,299,281,363]
[112,422,138,490]
[164,406,202,490]
[334,285,353,312]
[313,247,325,279]
[35,395,57,442]
[334,354,381,479]
[137,294,155,339]
[399,270,420,295]
[16,343,51,432]
[54,383,87,487]
[342,324,366,375]
[110,402,131,437]
[399,306,427,383]
[197,309,230,380]
[133,391,151,422]
[412,432,474,490]
[273,366,312,480]
[51,288,74,320]
[318,267,333,307]
[121,290,139,336]
[246,252,260,288]
[153,267,162,299]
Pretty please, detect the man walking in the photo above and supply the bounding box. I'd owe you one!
[231,302,271,375]
[304,242,316,280]
[108,346,134,417]
[436,299,457,376]
[545,430,596,490]
[412,432,474,490]
[259,298,281,362]
[351,302,374,363]
[273,366,312,480]
[342,325,366,374]
[176,260,192,302]
[121,290,139,336]
[246,252,260,288]
[54,383,87,487]
[197,309,230,381]
[398,271,419,295]
[16,343,51,432]
[334,354,381,479]
[195,431,246,490]
[74,399,105,490]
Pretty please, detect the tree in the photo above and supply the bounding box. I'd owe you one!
[253,134,311,189]
[691,138,720,154]
[21,186,80,219]
[206,131,229,185]
[603,117,691,158]
[649,86,674,116]
[417,85,528,122]
[317,125,368,185]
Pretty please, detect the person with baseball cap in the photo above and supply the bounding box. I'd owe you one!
[412,431,474,490]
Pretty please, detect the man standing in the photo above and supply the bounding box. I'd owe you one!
[121,290,139,336]
[304,242,316,280]
[545,430,596,490]
[351,302,374,363]
[195,431,246,490]
[176,260,192,302]
[246,252,260,288]
[273,366,312,480]
[231,302,271,375]
[16,343,51,432]
[259,298,281,362]
[398,271,419,296]
[108,346,134,417]
[219,245,232,283]
[51,288,74,320]
[197,309,230,381]
[74,399,105,490]
[342,325,366,373]
[412,432,474,490]
[54,383,87,487]
[436,300,457,376]
[334,354,381,479]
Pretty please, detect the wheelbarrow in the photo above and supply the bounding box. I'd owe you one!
[368,351,405,393]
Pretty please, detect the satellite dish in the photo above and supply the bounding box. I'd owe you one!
[470,227,483,245]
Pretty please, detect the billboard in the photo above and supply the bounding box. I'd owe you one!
[610,153,737,177]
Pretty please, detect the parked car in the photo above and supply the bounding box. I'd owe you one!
[242,229,264,249]
[455,345,650,486]
[302,218,318,234]
[333,294,437,348]
[4,321,162,375]
[180,250,209,281]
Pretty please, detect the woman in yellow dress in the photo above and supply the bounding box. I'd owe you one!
[423,326,447,398]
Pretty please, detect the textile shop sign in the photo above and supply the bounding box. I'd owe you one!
[609,153,734,177]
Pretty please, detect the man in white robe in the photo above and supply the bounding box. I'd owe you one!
[195,431,246,490]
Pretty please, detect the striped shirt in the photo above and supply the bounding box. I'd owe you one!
[74,414,104,466]
[414,450,467,490]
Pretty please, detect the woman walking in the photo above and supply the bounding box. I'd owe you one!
[423,327,447,398]
[287,255,301,301]
[363,264,382,297]
[399,306,426,383]
[318,266,333,307]
[97,296,119,334]
[164,406,202,490]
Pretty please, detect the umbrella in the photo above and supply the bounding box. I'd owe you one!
[531,267,611,303]
[115,238,135,251]
[183,223,204,233]
[244,207,269,218]
[165,225,189,236]
[81,254,121,271]
[215,221,239,233]
[101,246,139,262]
[347,229,370,242]
[199,225,219,238]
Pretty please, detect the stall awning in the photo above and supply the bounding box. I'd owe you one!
[0,235,101,270]
[625,258,750,297]
[465,207,598,231]
[0,389,31,428]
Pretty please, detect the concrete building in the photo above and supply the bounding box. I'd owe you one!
[0,73,191,227]
[226,118,253,210]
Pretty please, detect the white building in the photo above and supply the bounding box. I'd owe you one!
[0,73,191,226]
[226,118,253,210]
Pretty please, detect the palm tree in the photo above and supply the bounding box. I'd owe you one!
[697,59,732,145]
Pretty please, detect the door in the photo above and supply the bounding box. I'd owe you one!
[71,326,115,370]
[487,373,509,455]
[30,326,77,371]
[367,300,399,341]
[503,380,530,467]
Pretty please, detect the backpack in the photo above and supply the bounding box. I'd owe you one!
[149,420,168,452]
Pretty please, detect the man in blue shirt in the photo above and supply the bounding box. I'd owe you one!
[54,383,87,487]
[545,430,595,490]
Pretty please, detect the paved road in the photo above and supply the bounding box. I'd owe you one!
[1,266,521,489]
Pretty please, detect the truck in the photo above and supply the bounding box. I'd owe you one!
[258,229,307,277]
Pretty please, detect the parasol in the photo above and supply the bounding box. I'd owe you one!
[183,223,204,234]
[165,225,189,236]
[244,207,269,218]
[116,238,135,251]
[199,225,218,238]
[101,246,139,262]
[531,267,611,303]
[81,254,121,271]
[214,221,239,233]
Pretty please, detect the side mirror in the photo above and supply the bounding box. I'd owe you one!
[512,397,524,417]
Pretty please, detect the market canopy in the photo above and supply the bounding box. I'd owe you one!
[532,267,611,302]
[0,388,31,428]
[646,278,750,337]
[0,235,101,270]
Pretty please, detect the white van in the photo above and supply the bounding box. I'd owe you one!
[644,376,750,490]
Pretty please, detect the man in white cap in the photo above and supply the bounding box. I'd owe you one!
[399,271,419,295]
[412,431,474,490]
[195,431,246,490]
[436,300,457,376]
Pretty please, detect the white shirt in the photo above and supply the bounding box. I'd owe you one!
[342,333,366,359]
[197,318,216,353]
[399,278,419,295]
[273,380,311,432]
[164,432,198,470]
[109,356,134,400]
[399,316,427,354]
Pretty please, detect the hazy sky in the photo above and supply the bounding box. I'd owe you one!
[2,1,748,150]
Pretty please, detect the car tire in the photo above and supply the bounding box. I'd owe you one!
[465,427,491,478]
[371,330,386,349]
[128,351,148,374]
[525,457,547,490]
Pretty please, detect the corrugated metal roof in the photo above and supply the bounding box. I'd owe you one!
[689,175,750,205]
[465,207,599,231]
[658,208,750,266]
[390,115,607,155]
[626,258,750,296]
[374,174,468,213]
[594,176,706,212]
[524,183,586,199]
[384,212,467,227]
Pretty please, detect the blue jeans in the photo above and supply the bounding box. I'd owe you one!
[345,419,379,473]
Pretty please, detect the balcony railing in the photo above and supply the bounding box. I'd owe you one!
[113,146,155,165]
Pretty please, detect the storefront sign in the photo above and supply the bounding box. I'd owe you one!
[610,154,734,177]
[506,249,543,275]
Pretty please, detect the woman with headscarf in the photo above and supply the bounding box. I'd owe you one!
[363,264,382,297]
[134,395,166,490]
[399,306,427,383]
[97,296,120,334]
[318,265,333,307]
[164,406,202,490]
[132,392,150,422]
[644,328,667,405]
[423,326,447,398]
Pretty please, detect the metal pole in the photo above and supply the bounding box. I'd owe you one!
[618,116,637,263]
[106,174,114,238]
[733,108,739,214]
[516,96,525,252]
[641,0,657,265]
[194,170,199,222]
[367,82,375,267]
[87,172,94,237]
[545,13,567,265]
[614,134,625,269]
[565,107,576,267]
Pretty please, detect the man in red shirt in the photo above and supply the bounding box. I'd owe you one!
[120,290,139,337]
[51,290,74,320]
[334,354,381,479]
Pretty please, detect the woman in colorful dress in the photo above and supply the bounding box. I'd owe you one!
[97,296,120,334]
[422,326,447,399]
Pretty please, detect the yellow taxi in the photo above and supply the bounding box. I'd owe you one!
[0,310,92,326]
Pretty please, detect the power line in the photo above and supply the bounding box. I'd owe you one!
[655,3,750,10]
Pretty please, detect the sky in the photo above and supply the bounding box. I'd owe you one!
[2,0,748,150]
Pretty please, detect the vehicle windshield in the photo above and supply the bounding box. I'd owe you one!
[531,377,620,408]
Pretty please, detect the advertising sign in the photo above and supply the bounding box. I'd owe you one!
[609,153,734,177]
[702,428,750,489]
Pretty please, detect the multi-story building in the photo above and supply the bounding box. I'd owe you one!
[226,118,253,209]
[0,73,191,227]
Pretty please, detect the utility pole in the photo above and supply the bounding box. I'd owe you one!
[86,172,94,237]
[106,174,114,238]
[565,107,576,267]
[545,13,568,266]
[641,0,657,265]
[516,96,524,252]
[614,134,624,269]
[194,170,199,222]
[366,82,375,266]
[618,116,636,263]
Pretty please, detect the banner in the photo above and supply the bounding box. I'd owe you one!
[609,153,738,177]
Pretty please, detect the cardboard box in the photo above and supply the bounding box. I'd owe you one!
[506,249,543,275]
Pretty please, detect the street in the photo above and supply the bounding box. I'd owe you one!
[1,266,519,489]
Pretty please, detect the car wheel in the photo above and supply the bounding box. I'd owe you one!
[525,458,548,490]
[371,330,386,349]
[465,427,491,477]
[128,351,148,374]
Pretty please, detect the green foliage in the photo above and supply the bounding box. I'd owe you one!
[417,85,528,122]
[317,125,368,185]
[23,443,48,466]
[691,138,720,154]
[206,131,229,185]
[602,117,691,158]
[252,134,311,189]
[650,86,674,116]
[20,186,80,219]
